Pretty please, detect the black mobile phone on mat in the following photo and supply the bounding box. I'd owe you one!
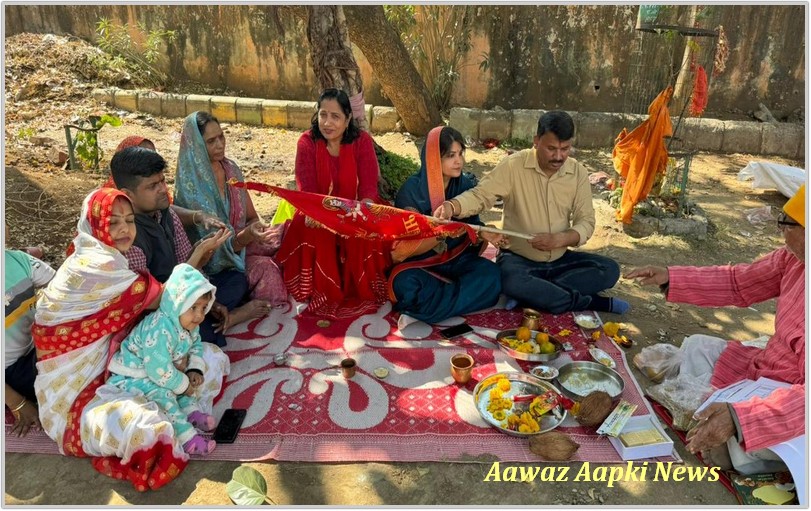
[439,323,474,339]
[213,408,247,444]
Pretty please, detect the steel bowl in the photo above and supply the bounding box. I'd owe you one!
[496,329,562,362]
[472,372,566,437]
[555,361,625,400]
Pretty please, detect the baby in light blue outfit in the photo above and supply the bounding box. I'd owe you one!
[108,264,218,455]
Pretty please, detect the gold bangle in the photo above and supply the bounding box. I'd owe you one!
[11,399,27,413]
[193,211,202,226]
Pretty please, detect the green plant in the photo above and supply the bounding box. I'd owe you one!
[500,137,533,150]
[95,18,177,88]
[385,6,475,114]
[16,127,35,140]
[378,151,419,201]
[226,466,276,505]
[66,113,122,171]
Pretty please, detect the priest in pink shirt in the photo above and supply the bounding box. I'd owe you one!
[626,185,805,474]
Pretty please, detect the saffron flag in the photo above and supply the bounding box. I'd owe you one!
[230,180,477,242]
[612,86,673,224]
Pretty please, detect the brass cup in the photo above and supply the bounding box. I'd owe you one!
[340,358,357,379]
[450,354,475,384]
[521,308,541,331]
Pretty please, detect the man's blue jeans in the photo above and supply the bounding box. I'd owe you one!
[497,250,620,314]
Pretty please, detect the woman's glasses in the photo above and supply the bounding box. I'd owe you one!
[777,212,801,230]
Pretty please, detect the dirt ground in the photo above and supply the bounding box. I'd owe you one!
[3,33,804,505]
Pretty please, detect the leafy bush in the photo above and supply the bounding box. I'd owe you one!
[378,150,419,202]
[94,18,177,89]
[68,113,122,171]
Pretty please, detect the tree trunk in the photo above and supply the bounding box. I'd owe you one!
[344,5,442,136]
[307,6,368,130]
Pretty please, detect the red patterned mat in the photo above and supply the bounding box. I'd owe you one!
[5,301,680,464]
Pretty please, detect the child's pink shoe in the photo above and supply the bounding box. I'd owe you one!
[183,435,216,455]
[188,411,216,432]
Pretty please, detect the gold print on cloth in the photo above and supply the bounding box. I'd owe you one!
[69,375,87,392]
[51,375,69,391]
[154,423,169,438]
[65,273,86,289]
[132,282,146,294]
[46,302,63,312]
[52,398,71,415]
[91,281,111,292]
[131,430,145,445]
[41,417,54,432]
[56,326,72,336]
[107,436,119,450]
[108,309,123,320]
[92,201,102,217]
[118,410,134,429]
[167,463,181,477]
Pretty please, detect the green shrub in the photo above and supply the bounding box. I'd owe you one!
[378,151,419,202]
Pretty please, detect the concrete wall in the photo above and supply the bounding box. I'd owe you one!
[5,5,805,115]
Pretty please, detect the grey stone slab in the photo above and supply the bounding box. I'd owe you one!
[762,122,804,158]
[113,89,137,112]
[91,88,114,106]
[479,109,512,141]
[448,107,482,142]
[161,93,187,118]
[720,121,762,154]
[510,109,543,142]
[679,118,724,152]
[370,106,400,133]
[137,91,162,117]
[573,112,619,148]
[185,94,212,116]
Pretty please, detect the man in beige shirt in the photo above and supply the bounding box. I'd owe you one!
[434,111,629,315]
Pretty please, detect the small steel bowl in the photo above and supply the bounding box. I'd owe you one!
[555,361,625,400]
[573,314,600,330]
[529,364,559,380]
[496,329,562,362]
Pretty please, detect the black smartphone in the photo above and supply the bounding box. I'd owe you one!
[439,323,474,339]
[213,408,247,444]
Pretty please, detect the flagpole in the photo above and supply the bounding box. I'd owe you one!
[428,216,535,240]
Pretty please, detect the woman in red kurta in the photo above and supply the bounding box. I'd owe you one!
[276,88,391,319]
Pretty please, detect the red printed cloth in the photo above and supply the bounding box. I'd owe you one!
[7,304,672,464]
[203,303,666,463]
[232,182,476,243]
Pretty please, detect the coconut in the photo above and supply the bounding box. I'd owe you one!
[575,391,613,427]
[528,431,580,461]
